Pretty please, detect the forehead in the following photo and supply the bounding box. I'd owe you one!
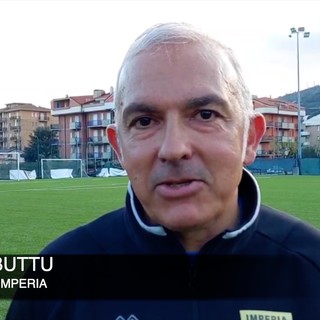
[118,42,237,110]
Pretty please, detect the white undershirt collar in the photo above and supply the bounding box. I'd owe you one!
[128,167,261,240]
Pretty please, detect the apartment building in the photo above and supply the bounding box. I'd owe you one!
[50,88,114,171]
[50,88,311,164]
[303,114,320,147]
[253,97,306,158]
[0,103,58,152]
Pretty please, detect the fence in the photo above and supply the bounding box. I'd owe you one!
[247,158,320,175]
[0,159,125,180]
[300,158,320,175]
[2,158,320,179]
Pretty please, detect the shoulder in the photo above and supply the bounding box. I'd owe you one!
[41,208,126,254]
[256,205,320,268]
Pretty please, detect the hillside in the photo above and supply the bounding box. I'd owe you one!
[278,85,320,116]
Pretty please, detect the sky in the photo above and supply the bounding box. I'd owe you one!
[0,0,320,109]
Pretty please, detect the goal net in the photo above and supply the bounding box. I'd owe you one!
[41,159,87,179]
[0,152,36,180]
[0,152,19,180]
[0,152,32,180]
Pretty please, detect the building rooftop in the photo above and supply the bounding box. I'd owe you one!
[1,103,50,112]
[304,114,320,126]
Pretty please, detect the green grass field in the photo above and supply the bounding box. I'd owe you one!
[0,177,129,255]
[0,175,319,317]
[0,175,319,254]
[257,175,320,228]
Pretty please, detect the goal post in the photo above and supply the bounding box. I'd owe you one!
[0,152,21,180]
[41,159,87,179]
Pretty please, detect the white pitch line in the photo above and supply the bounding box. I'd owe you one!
[0,183,128,193]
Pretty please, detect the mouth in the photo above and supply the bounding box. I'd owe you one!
[161,180,193,188]
[155,179,204,198]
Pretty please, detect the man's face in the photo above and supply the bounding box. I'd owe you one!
[111,43,258,234]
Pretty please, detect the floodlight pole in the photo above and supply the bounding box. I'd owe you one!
[296,30,301,164]
[37,136,40,163]
[35,135,40,178]
[289,27,310,173]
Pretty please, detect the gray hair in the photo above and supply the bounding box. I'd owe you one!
[114,22,254,120]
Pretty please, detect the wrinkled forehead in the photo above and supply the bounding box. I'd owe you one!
[123,41,236,75]
[115,42,238,109]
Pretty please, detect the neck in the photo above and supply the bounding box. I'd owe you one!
[178,202,241,253]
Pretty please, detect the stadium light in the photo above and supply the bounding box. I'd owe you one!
[32,133,41,176]
[289,26,310,173]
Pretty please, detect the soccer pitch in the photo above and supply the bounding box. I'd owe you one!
[0,175,319,317]
[0,177,129,255]
[0,175,319,255]
[256,175,320,229]
[0,176,320,254]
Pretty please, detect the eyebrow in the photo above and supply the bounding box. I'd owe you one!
[186,94,229,109]
[122,103,156,124]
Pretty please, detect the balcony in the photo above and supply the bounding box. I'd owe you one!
[50,138,61,146]
[9,115,20,120]
[87,152,104,159]
[87,119,110,127]
[301,131,310,137]
[260,135,273,142]
[256,150,273,157]
[70,153,81,159]
[275,122,295,129]
[50,124,60,131]
[70,137,81,145]
[276,136,295,143]
[87,136,108,144]
[266,121,274,127]
[39,115,49,122]
[70,122,81,130]
[9,125,21,131]
[102,151,112,159]
[53,100,69,109]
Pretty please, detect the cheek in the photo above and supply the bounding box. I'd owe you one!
[120,141,154,176]
[204,127,243,159]
[225,125,247,157]
[202,138,244,180]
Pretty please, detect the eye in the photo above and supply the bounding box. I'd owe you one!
[196,110,216,120]
[133,116,153,128]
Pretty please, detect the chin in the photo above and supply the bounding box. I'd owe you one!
[161,215,206,232]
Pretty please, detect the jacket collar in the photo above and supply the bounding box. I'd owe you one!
[127,168,261,240]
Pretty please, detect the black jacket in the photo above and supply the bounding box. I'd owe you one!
[6,170,320,320]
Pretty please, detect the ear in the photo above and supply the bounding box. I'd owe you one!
[107,124,124,165]
[243,113,266,166]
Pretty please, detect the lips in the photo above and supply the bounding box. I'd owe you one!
[166,181,192,188]
[155,179,204,198]
[161,179,193,186]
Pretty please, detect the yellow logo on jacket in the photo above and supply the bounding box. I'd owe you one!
[240,310,293,320]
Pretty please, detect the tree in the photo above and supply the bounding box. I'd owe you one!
[281,142,297,158]
[23,127,59,162]
[270,140,297,158]
[315,139,320,157]
[303,145,319,158]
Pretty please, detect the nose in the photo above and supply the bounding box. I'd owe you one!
[158,119,193,162]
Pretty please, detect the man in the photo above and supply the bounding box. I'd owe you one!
[6,22,320,320]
